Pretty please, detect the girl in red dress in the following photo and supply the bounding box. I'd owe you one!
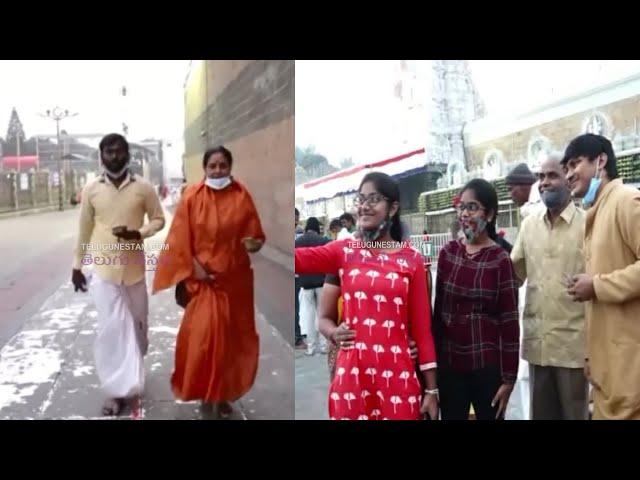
[295,172,438,420]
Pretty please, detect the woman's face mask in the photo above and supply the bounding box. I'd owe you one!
[204,153,232,190]
[205,176,232,190]
[358,217,392,242]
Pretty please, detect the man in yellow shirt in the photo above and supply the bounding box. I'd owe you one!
[511,154,588,419]
[71,133,165,416]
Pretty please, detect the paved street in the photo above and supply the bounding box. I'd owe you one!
[0,208,79,347]
[0,203,293,420]
[295,350,329,420]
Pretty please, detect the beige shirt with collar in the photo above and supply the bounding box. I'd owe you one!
[73,172,165,286]
[511,200,586,368]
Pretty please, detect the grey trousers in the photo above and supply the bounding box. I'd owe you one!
[530,364,589,420]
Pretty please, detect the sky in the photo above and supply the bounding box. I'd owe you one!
[7,60,640,178]
[295,60,400,166]
[0,60,190,178]
[296,60,640,167]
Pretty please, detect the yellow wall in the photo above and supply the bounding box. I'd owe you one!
[184,60,207,127]
[224,116,294,255]
[206,60,252,104]
[182,60,294,256]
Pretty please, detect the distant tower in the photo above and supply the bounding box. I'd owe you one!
[391,60,430,151]
[428,60,486,186]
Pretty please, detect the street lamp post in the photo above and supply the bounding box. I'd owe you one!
[40,107,78,211]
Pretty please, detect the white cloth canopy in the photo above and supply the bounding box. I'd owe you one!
[300,149,427,204]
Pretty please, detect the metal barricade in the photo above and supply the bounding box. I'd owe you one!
[408,233,452,266]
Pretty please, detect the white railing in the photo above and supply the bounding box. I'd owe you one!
[410,226,520,262]
[501,227,519,245]
[409,233,452,264]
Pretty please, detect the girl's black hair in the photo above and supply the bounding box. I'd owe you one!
[460,178,499,241]
[358,172,402,242]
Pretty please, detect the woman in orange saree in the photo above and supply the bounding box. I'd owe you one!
[152,146,265,419]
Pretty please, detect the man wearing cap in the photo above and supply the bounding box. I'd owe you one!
[503,162,542,419]
[505,163,543,222]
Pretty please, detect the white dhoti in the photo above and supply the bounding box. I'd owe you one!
[89,273,148,399]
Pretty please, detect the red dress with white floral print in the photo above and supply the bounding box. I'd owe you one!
[295,239,437,420]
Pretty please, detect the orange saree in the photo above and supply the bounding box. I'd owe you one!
[152,179,265,402]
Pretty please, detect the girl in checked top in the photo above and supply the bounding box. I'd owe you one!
[433,179,519,420]
[295,172,438,420]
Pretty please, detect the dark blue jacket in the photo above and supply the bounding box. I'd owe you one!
[295,231,330,289]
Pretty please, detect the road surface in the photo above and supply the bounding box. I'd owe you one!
[0,205,294,420]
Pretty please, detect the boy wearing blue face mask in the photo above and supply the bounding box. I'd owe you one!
[562,133,640,420]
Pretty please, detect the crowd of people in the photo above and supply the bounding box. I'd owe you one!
[294,211,361,355]
[295,133,640,420]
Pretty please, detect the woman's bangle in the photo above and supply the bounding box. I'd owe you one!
[424,388,439,396]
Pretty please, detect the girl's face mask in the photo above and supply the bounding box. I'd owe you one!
[456,192,491,244]
[460,217,488,244]
[455,198,489,243]
[358,217,392,242]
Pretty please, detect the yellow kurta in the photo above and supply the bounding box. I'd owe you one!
[585,179,640,419]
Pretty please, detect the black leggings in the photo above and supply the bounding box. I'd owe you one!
[439,367,504,420]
